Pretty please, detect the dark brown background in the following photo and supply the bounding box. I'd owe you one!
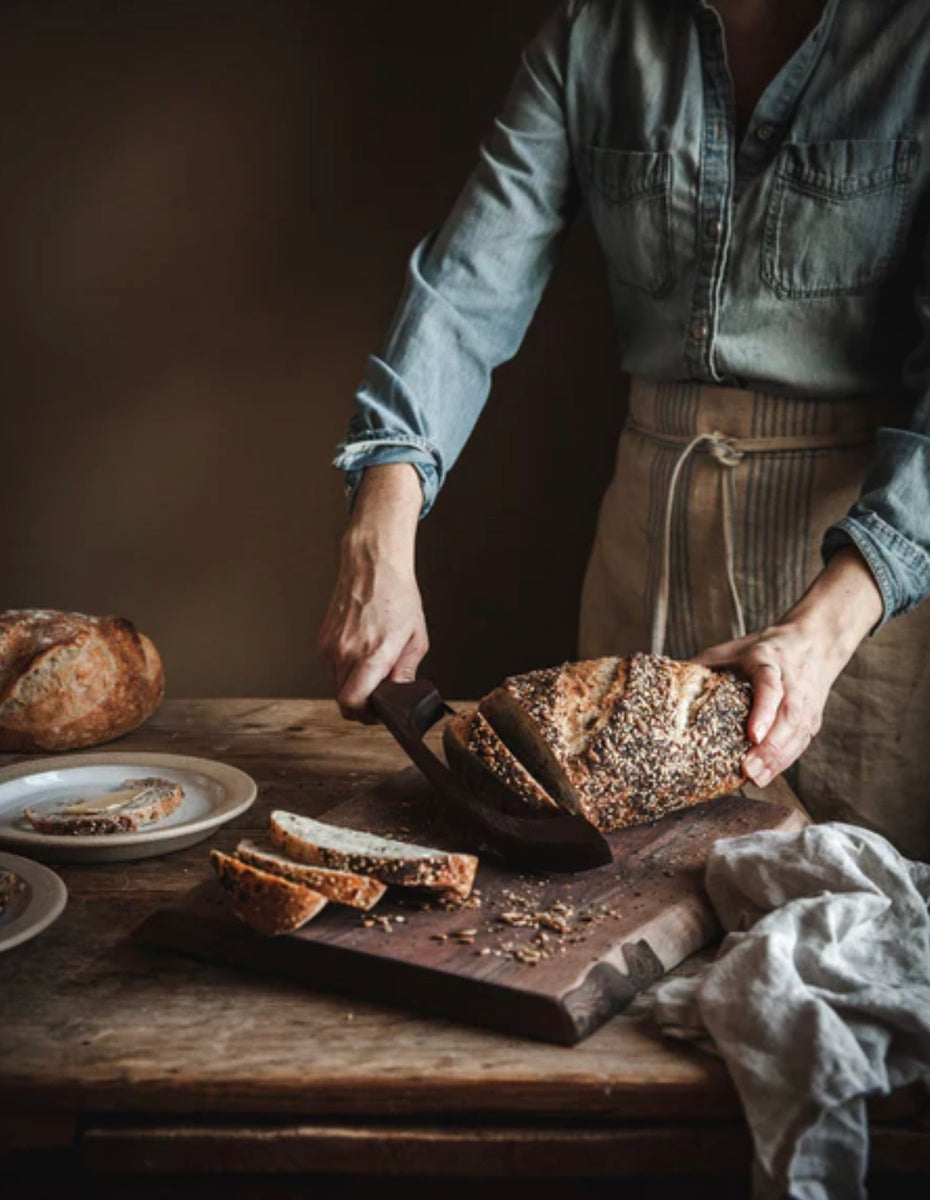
[0,0,624,699]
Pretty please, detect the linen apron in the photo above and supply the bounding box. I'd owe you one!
[579,377,930,860]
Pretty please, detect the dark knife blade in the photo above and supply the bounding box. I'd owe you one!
[370,678,612,872]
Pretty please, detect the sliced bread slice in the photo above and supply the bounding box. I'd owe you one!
[479,657,627,815]
[268,810,478,901]
[235,839,387,910]
[210,849,328,935]
[442,709,560,816]
[24,776,184,835]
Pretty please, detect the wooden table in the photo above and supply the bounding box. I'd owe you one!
[1,700,928,1187]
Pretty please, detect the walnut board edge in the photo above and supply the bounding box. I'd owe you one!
[136,770,806,1045]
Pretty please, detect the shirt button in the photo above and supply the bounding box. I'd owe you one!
[690,323,709,343]
[755,123,776,142]
[706,218,722,239]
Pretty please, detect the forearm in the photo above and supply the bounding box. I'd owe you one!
[335,466,423,628]
[321,464,428,721]
[343,464,422,567]
[781,547,883,675]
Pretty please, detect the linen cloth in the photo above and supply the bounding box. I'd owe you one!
[650,822,930,1200]
[334,0,930,623]
[578,378,930,860]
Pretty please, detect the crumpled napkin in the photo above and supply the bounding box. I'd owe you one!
[649,822,930,1200]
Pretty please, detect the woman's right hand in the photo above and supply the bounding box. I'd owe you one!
[318,464,429,723]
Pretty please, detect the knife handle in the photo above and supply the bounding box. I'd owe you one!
[370,679,612,872]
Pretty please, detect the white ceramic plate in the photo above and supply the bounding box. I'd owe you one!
[0,752,257,862]
[0,851,67,952]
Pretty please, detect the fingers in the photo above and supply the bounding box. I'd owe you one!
[317,561,429,722]
[695,639,782,745]
[743,688,822,788]
[331,625,429,723]
[746,662,782,745]
[336,646,397,723]
[389,629,429,684]
[694,630,826,787]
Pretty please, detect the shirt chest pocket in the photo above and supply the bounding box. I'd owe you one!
[761,138,919,300]
[581,146,674,297]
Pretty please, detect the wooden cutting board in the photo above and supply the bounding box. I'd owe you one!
[137,768,806,1045]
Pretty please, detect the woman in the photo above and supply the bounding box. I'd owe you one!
[319,0,930,859]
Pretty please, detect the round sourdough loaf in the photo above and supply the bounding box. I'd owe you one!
[0,609,164,751]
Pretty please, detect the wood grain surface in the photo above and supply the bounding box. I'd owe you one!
[0,699,924,1157]
[139,765,807,1044]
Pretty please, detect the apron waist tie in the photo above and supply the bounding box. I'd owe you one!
[651,431,744,657]
[638,421,876,658]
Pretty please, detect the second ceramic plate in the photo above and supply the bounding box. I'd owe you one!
[0,851,68,951]
[0,752,257,862]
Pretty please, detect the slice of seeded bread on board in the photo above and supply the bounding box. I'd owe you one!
[479,653,751,833]
[442,709,560,816]
[268,811,478,901]
[24,776,184,835]
[211,849,328,935]
[235,839,387,910]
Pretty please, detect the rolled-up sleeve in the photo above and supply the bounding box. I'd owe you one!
[822,241,930,626]
[822,422,930,625]
[333,1,583,515]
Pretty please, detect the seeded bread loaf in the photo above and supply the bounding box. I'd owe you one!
[236,839,387,910]
[442,709,560,816]
[0,609,164,752]
[24,776,184,836]
[477,653,751,832]
[268,810,478,901]
[211,849,328,935]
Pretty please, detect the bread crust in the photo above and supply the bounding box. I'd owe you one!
[268,810,478,901]
[211,849,328,935]
[235,839,387,910]
[572,654,751,829]
[442,710,560,816]
[479,653,751,832]
[0,610,164,752]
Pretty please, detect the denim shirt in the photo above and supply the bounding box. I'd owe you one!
[334,0,930,624]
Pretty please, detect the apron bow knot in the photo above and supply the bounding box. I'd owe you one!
[707,431,744,468]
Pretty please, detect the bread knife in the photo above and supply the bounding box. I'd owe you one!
[370,679,612,873]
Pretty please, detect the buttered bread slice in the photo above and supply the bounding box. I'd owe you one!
[24,776,184,835]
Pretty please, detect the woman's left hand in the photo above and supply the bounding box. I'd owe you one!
[694,547,884,788]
